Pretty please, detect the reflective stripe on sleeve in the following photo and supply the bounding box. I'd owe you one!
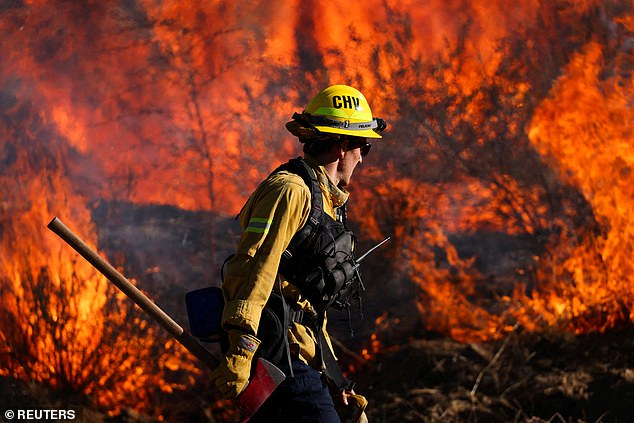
[245,217,272,235]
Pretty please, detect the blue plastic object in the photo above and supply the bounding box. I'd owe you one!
[185,287,224,342]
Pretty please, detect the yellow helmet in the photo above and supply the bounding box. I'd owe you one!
[286,85,386,140]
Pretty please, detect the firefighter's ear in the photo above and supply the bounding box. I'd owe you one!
[337,142,346,160]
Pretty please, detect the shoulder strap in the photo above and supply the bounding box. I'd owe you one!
[272,157,323,219]
[272,158,325,259]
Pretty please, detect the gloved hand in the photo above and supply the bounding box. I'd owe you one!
[210,330,260,398]
[337,390,368,423]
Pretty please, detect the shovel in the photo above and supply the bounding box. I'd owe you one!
[47,217,284,422]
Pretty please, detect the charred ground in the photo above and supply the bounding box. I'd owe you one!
[353,329,634,422]
[3,329,634,422]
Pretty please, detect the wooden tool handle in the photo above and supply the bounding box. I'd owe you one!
[47,217,218,369]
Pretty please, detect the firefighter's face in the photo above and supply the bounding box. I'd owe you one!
[338,138,368,188]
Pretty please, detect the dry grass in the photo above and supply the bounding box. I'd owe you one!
[352,329,634,423]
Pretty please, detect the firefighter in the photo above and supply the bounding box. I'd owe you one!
[210,85,385,422]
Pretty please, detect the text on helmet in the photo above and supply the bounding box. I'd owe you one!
[332,95,361,110]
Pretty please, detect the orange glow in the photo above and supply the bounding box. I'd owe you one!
[521,38,634,334]
[0,109,199,415]
[349,1,632,343]
[1,0,633,415]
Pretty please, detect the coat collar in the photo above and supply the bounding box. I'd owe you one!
[303,155,349,209]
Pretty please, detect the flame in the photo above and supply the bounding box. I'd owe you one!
[360,313,400,360]
[0,101,199,415]
[350,1,633,343]
[2,0,633,414]
[522,38,634,333]
[2,0,556,213]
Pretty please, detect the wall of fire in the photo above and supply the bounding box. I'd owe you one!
[1,0,632,416]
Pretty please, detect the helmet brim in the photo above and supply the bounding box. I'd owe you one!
[313,125,383,139]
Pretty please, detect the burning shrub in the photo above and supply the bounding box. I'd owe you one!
[0,103,200,417]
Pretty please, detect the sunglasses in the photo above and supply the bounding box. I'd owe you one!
[342,137,372,157]
[357,142,372,157]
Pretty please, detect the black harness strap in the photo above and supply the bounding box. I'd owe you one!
[276,158,324,265]
[285,298,353,390]
[311,312,355,391]
[277,277,295,378]
[265,158,355,390]
[319,327,355,391]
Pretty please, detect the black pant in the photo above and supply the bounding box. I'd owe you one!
[250,360,341,423]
